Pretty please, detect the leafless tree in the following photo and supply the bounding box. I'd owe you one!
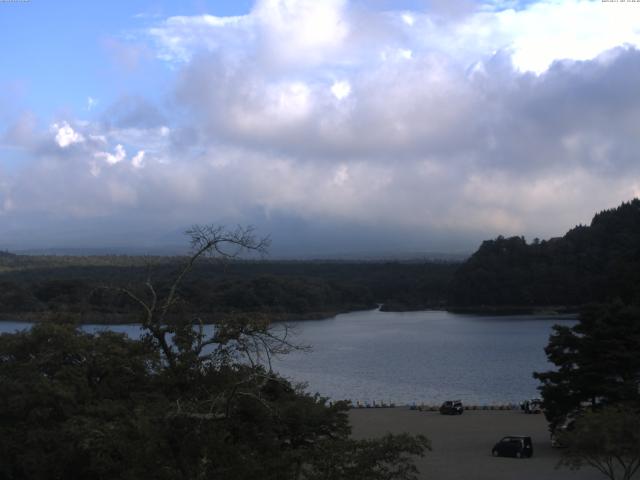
[116,225,302,370]
[111,225,312,426]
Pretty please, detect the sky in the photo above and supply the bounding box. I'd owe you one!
[1,0,640,256]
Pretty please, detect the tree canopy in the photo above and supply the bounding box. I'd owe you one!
[534,302,640,430]
[0,256,456,323]
[450,199,640,307]
[0,226,430,480]
[558,406,640,480]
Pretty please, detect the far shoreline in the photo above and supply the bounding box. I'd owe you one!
[0,304,581,325]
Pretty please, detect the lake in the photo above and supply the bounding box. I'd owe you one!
[0,309,575,405]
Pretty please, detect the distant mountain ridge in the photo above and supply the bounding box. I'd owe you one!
[8,246,468,263]
[450,199,640,307]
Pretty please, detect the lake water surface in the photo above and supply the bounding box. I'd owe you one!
[0,309,575,405]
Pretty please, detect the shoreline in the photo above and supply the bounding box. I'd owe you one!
[446,305,580,316]
[0,304,581,325]
[0,307,371,325]
[348,403,521,411]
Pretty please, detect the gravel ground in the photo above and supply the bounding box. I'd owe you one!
[349,408,605,480]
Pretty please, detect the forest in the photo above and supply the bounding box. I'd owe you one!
[0,252,456,323]
[449,199,640,308]
[2,199,640,323]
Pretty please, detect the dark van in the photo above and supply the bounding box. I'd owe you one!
[439,400,464,415]
[491,436,533,458]
[521,398,543,414]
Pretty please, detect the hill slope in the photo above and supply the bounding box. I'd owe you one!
[450,199,640,307]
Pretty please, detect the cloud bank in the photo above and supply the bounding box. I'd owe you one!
[2,0,640,255]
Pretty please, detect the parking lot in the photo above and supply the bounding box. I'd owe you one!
[349,408,605,480]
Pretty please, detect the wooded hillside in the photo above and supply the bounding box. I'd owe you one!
[450,199,640,307]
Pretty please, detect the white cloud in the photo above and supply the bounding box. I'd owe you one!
[330,80,351,100]
[95,144,126,165]
[148,0,348,67]
[227,81,313,135]
[89,134,107,143]
[267,82,311,120]
[131,150,145,169]
[148,13,248,62]
[399,48,413,60]
[253,0,348,65]
[52,121,85,148]
[147,0,640,77]
[332,164,349,186]
[89,161,101,177]
[497,0,640,74]
[401,13,415,26]
[104,126,170,150]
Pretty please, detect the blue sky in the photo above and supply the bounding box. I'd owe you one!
[1,0,640,255]
[1,1,251,121]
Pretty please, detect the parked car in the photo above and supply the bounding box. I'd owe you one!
[521,398,543,414]
[440,400,463,415]
[550,431,564,448]
[492,436,533,458]
[551,417,576,448]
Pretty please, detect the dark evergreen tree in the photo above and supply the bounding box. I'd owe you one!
[534,302,640,430]
[450,199,640,307]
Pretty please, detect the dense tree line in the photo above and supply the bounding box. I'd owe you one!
[0,258,457,323]
[450,199,640,307]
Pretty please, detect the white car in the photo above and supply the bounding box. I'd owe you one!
[521,398,543,414]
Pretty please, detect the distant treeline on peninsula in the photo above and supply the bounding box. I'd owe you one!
[0,256,455,323]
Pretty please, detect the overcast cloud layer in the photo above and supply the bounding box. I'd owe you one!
[2,0,640,256]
